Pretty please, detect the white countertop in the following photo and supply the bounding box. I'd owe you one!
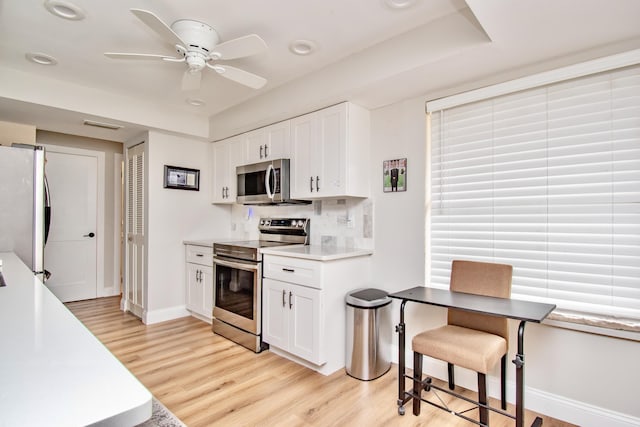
[260,245,373,261]
[183,238,220,247]
[0,252,152,427]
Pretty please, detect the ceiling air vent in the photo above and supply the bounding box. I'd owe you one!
[83,120,123,130]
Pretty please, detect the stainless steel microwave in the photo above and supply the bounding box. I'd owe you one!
[236,159,309,205]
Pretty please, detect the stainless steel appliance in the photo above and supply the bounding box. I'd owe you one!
[236,159,310,205]
[213,217,310,352]
[0,144,50,281]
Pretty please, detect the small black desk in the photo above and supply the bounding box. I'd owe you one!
[389,286,556,427]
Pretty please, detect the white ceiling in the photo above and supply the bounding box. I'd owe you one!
[1,0,640,142]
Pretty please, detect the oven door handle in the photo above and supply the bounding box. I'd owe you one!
[213,256,259,272]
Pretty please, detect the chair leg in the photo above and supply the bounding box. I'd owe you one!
[447,362,455,390]
[413,352,423,416]
[501,354,507,410]
[478,373,489,426]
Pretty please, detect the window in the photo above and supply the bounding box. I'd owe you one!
[428,63,640,326]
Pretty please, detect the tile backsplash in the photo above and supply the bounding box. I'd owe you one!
[229,199,374,249]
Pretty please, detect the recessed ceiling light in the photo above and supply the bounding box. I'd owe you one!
[25,52,58,66]
[289,40,317,56]
[384,0,418,9]
[44,0,86,20]
[186,98,206,107]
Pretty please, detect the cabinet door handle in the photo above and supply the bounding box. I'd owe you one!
[282,289,286,308]
[222,187,226,198]
[260,145,264,159]
[316,175,320,192]
[282,268,295,273]
[264,144,269,158]
[289,291,293,309]
[310,176,314,192]
[196,270,200,282]
[196,254,204,257]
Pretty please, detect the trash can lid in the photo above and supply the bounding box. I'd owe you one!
[346,288,390,308]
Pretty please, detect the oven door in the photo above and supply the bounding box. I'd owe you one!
[213,255,262,334]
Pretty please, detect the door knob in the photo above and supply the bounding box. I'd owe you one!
[84,232,95,238]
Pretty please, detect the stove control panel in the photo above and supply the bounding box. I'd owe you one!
[259,217,309,231]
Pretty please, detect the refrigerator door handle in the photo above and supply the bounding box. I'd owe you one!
[32,147,46,277]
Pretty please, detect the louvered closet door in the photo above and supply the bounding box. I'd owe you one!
[126,143,145,318]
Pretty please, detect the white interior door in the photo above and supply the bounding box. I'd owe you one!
[44,150,98,302]
[125,143,145,318]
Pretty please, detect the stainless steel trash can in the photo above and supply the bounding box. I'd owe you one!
[345,288,392,380]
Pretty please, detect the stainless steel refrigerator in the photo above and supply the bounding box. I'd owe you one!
[0,144,50,281]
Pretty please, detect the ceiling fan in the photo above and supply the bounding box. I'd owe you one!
[104,9,268,90]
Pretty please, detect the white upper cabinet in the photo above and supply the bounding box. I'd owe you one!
[290,102,370,200]
[211,135,244,204]
[244,121,291,165]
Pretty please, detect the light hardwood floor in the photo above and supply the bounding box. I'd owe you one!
[66,297,575,427]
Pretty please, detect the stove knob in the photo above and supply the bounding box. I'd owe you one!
[298,220,305,227]
[260,220,264,226]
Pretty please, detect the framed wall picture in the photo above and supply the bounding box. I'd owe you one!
[383,158,406,192]
[163,165,200,191]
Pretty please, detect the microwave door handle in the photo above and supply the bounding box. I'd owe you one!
[265,163,275,200]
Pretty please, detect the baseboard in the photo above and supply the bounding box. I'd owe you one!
[143,305,190,324]
[526,388,640,427]
[392,345,640,427]
[268,346,342,376]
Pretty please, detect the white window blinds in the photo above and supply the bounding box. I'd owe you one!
[429,65,640,321]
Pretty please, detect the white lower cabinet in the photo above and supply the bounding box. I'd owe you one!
[262,253,371,375]
[263,278,322,364]
[185,245,214,321]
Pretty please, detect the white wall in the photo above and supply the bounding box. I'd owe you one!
[368,95,640,427]
[144,131,230,322]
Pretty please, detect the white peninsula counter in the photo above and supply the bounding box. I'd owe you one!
[0,252,151,427]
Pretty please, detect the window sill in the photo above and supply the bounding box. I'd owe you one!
[544,310,640,342]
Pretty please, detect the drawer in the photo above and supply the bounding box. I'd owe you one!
[263,255,322,289]
[185,245,213,266]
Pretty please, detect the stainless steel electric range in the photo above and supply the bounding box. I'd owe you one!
[212,217,310,352]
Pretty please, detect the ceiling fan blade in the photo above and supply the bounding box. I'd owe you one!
[130,8,187,48]
[182,70,202,91]
[104,52,179,61]
[210,34,267,60]
[208,64,267,89]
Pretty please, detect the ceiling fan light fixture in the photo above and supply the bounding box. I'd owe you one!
[25,52,58,66]
[289,39,317,56]
[44,0,86,20]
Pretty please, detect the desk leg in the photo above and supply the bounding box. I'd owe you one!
[396,300,408,414]
[514,321,526,427]
[514,321,543,427]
